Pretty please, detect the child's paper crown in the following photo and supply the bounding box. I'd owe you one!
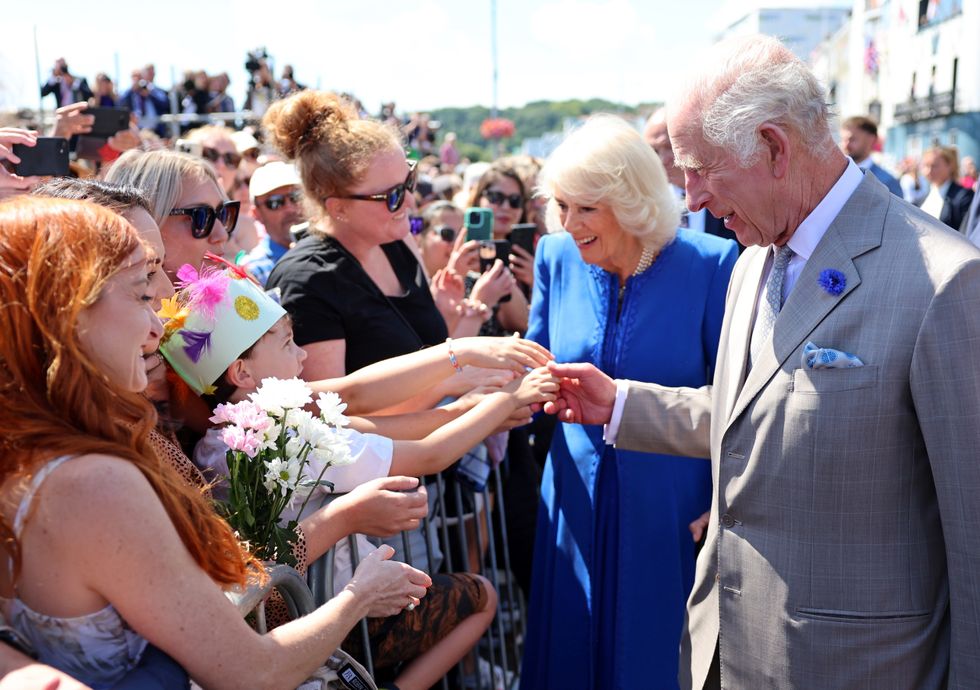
[158,254,285,395]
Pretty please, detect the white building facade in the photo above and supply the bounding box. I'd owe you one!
[815,0,979,165]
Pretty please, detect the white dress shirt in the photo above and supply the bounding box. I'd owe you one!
[604,159,865,443]
[920,181,951,221]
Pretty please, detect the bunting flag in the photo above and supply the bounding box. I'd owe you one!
[865,37,879,76]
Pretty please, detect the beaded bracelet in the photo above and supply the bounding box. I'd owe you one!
[446,337,464,373]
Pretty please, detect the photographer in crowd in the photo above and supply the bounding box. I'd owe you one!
[40,58,92,108]
[119,66,170,137]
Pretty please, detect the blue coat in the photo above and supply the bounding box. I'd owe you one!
[521,229,737,690]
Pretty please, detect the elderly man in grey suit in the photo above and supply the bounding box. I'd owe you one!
[545,34,980,689]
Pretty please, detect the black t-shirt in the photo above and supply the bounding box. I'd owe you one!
[267,234,448,373]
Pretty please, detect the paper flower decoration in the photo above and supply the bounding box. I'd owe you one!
[818,269,846,296]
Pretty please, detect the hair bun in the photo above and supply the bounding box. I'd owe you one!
[263,91,357,160]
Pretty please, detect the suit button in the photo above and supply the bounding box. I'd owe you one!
[715,573,721,583]
[721,513,736,528]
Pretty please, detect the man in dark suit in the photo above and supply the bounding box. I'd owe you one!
[119,66,171,137]
[965,186,980,246]
[40,58,92,108]
[644,109,744,251]
[920,146,975,231]
[840,115,904,197]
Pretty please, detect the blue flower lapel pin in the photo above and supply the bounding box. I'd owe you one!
[818,268,846,296]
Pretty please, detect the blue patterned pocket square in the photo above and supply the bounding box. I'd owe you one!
[802,341,864,369]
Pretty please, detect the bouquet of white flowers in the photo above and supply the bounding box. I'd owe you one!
[209,377,353,565]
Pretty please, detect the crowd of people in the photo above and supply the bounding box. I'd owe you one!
[1,31,979,690]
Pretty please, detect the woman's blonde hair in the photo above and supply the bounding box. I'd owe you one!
[924,145,960,181]
[262,90,402,212]
[105,150,224,226]
[538,114,679,250]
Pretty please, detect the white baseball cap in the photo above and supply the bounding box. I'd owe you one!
[249,161,301,200]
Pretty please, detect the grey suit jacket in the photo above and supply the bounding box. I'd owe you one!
[616,175,980,689]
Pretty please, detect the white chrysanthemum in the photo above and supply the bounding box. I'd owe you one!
[313,428,354,467]
[249,377,313,417]
[316,391,350,428]
[285,407,313,430]
[264,457,301,496]
[284,436,305,461]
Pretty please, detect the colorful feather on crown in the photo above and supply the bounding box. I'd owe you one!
[175,264,231,321]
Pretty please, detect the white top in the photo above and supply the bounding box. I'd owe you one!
[605,159,865,443]
[920,181,951,220]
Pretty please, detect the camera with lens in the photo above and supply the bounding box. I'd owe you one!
[245,48,268,74]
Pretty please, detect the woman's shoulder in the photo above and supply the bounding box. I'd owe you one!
[269,236,352,288]
[670,228,738,264]
[37,454,152,503]
[274,235,345,270]
[535,232,579,261]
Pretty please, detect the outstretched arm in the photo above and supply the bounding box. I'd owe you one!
[544,361,713,458]
[310,336,552,415]
[389,367,559,476]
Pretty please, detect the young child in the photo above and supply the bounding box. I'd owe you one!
[158,261,557,690]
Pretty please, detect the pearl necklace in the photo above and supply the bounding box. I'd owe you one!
[618,244,657,298]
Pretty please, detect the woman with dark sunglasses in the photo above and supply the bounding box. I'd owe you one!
[182,125,260,257]
[263,91,450,383]
[106,150,237,282]
[262,89,508,690]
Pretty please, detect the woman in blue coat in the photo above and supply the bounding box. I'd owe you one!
[522,115,737,689]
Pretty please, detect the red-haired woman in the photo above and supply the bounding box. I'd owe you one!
[0,196,429,689]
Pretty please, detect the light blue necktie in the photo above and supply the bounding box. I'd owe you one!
[750,245,794,365]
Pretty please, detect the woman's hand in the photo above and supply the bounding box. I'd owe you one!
[508,244,535,289]
[0,128,41,195]
[446,230,480,276]
[0,664,94,690]
[345,545,432,618]
[505,366,560,408]
[470,259,515,308]
[338,476,429,537]
[689,511,710,543]
[429,268,465,328]
[143,352,170,404]
[438,365,516,399]
[453,335,553,373]
[51,102,94,139]
[107,126,141,153]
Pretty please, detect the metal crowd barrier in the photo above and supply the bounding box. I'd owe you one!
[306,458,527,690]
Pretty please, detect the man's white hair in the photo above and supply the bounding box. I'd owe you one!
[679,34,834,167]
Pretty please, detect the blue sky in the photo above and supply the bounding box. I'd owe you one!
[3,0,829,114]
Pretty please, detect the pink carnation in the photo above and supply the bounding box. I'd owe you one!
[211,400,273,432]
[220,425,261,458]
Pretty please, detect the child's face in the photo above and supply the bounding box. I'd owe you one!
[242,316,307,385]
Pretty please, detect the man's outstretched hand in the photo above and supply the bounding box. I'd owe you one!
[542,361,617,425]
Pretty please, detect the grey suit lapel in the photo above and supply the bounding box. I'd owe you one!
[722,247,767,421]
[726,175,888,426]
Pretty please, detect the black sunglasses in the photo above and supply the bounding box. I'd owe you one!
[338,161,418,213]
[433,225,456,242]
[201,147,242,168]
[483,189,523,210]
[262,190,303,211]
[169,200,240,239]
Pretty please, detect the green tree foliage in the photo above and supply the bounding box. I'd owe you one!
[431,98,657,161]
